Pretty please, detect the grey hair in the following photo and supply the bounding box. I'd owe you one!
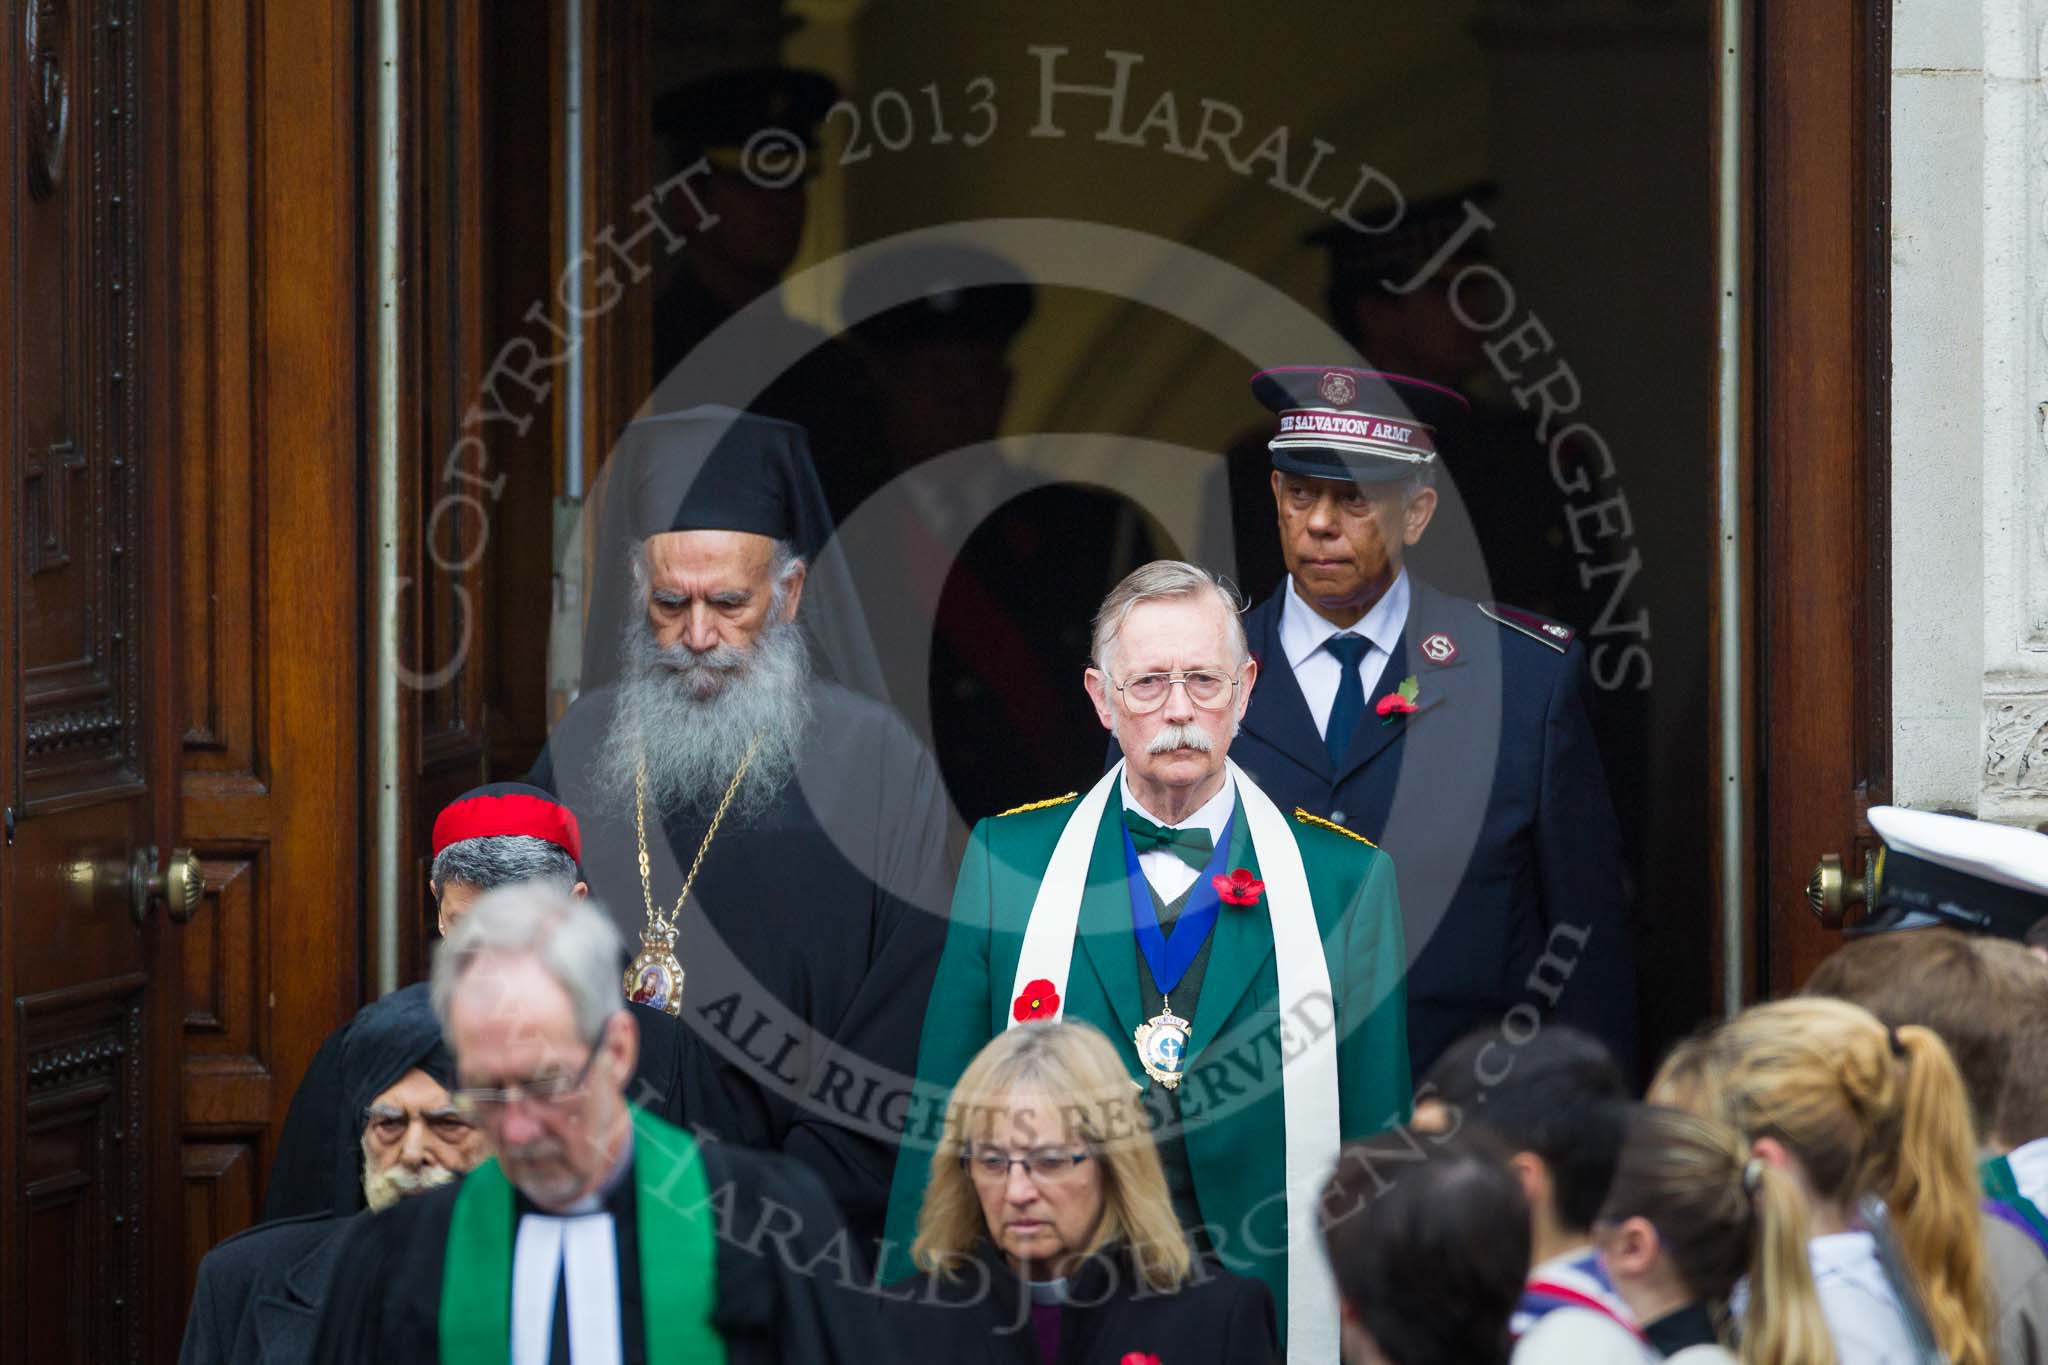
[429,882,624,1047]
[1091,559,1250,675]
[429,834,580,899]
[629,535,805,609]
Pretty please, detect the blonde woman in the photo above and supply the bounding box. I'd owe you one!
[890,1021,1277,1365]
[1651,998,1993,1365]
[1597,1105,1834,1365]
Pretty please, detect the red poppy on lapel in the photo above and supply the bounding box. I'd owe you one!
[1376,674,1421,723]
[1013,979,1061,1021]
[1120,1355,1162,1365]
[1213,868,1265,906]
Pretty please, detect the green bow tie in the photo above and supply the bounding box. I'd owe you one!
[1123,810,1215,870]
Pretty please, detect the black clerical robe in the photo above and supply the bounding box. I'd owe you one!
[261,987,737,1224]
[309,1138,889,1364]
[529,680,952,1250]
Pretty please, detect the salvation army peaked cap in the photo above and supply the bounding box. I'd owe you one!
[1251,365,1472,484]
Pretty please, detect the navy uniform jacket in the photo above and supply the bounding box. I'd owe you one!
[1230,576,1637,1078]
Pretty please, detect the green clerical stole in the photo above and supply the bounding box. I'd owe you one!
[439,1106,725,1365]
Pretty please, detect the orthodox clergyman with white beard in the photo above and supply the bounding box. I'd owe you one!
[531,408,952,1256]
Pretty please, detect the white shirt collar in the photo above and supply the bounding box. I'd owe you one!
[1119,767,1236,841]
[1806,1229,1882,1283]
[1279,568,1411,671]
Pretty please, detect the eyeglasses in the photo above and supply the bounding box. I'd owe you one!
[450,1043,602,1120]
[962,1147,1093,1183]
[1106,669,1244,714]
[363,1106,479,1146]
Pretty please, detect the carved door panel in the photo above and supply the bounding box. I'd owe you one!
[2,1,188,1360]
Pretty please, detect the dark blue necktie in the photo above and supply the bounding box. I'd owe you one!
[1323,634,1370,765]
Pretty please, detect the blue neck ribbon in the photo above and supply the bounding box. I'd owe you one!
[1120,811,1235,998]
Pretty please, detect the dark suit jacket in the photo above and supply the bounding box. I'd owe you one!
[883,1243,1278,1365]
[179,1211,354,1365]
[1229,576,1637,1077]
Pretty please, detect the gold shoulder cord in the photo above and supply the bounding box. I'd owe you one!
[1292,807,1378,848]
[996,791,1079,818]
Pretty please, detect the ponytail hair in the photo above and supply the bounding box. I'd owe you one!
[1710,1000,1992,1365]
[1746,1152,1837,1365]
[1601,1105,1835,1365]
[1883,1024,1992,1365]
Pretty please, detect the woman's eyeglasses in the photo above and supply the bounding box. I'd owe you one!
[962,1146,1093,1183]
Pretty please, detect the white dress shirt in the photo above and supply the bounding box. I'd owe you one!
[1279,569,1412,737]
[1120,769,1236,903]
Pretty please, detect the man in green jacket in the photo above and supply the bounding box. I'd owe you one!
[883,559,1410,1363]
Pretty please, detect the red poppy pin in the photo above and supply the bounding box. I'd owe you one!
[1013,979,1061,1022]
[1376,674,1421,724]
[1120,1355,1163,1365]
[1213,867,1265,907]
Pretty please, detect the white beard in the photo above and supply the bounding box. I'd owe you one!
[594,612,814,823]
[361,1149,457,1212]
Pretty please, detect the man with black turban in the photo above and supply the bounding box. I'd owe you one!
[180,988,488,1364]
[534,407,951,1257]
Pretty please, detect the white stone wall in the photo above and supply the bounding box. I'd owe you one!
[1892,0,2048,824]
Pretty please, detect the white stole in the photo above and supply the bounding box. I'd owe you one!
[1004,758,1342,1365]
[510,1211,624,1365]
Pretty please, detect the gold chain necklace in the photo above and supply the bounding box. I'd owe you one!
[622,732,762,1016]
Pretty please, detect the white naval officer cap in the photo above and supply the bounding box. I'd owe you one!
[1853,806,2048,940]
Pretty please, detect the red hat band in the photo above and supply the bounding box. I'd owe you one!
[431,791,582,864]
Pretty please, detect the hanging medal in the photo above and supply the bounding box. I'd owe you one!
[626,923,684,1014]
[1122,813,1237,1090]
[628,733,762,1017]
[1133,996,1194,1089]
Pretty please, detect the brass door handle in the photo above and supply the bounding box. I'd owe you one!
[130,845,204,925]
[1806,851,1870,929]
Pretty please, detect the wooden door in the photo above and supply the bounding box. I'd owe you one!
[1753,0,1891,997]
[1,0,188,1357]
[171,0,362,1304]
